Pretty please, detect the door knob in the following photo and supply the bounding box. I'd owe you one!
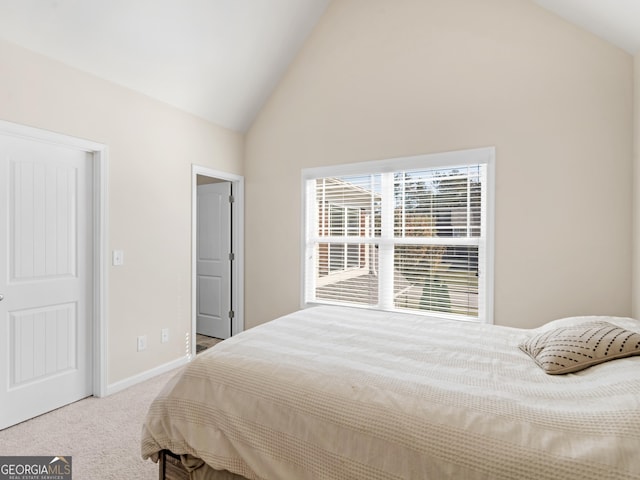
[0,294,3,301]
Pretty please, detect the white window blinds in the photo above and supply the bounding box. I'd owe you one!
[303,148,494,323]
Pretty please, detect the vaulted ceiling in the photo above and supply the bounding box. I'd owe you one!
[0,0,637,133]
[0,0,330,132]
[532,0,640,55]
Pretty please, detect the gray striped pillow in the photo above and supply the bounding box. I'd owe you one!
[519,321,640,374]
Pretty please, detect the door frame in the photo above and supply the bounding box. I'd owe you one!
[0,120,108,398]
[191,165,244,356]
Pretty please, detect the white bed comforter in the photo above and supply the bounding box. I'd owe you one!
[141,306,640,480]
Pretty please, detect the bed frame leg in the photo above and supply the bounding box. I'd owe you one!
[159,450,166,480]
[158,450,190,480]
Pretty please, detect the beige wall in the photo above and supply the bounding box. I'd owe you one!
[634,54,640,317]
[245,0,634,329]
[0,39,243,384]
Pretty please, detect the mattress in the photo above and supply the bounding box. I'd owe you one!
[142,306,640,479]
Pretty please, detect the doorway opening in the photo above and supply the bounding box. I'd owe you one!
[191,166,244,357]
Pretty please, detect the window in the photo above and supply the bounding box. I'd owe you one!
[302,147,494,323]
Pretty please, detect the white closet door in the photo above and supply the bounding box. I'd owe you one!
[0,133,93,430]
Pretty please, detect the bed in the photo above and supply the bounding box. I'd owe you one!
[141,305,640,479]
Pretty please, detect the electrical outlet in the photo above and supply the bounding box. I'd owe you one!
[161,328,169,344]
[137,335,147,352]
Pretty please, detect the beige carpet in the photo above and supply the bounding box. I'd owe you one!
[0,367,180,480]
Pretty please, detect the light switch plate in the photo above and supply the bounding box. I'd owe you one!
[137,335,147,352]
[112,250,124,266]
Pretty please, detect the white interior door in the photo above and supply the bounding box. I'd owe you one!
[196,182,232,339]
[0,133,93,430]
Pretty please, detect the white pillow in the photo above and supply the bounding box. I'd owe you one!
[519,321,640,374]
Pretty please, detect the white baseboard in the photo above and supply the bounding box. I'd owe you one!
[103,355,191,397]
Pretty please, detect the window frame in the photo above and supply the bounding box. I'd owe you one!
[301,147,495,323]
